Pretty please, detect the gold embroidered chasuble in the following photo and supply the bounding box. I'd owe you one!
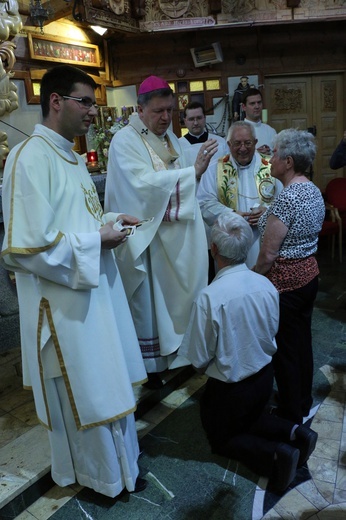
[129,113,179,167]
[217,153,276,210]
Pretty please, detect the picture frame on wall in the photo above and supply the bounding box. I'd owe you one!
[228,75,259,121]
[27,33,101,68]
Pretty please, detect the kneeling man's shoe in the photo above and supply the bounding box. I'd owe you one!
[269,443,299,493]
[293,425,318,467]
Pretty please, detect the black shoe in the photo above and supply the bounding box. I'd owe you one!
[293,424,318,467]
[143,372,164,390]
[132,477,148,493]
[269,443,299,493]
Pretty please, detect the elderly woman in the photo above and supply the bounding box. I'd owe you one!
[254,129,325,424]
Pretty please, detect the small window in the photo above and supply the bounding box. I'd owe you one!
[206,79,220,91]
[190,81,204,92]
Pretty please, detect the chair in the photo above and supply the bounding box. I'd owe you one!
[319,202,342,262]
[324,178,346,231]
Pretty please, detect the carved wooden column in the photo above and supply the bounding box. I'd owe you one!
[0,0,23,163]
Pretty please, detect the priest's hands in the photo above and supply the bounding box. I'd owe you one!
[241,205,266,226]
[257,144,271,155]
[195,138,219,181]
[99,221,128,249]
[100,214,142,249]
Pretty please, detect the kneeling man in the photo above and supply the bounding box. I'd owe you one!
[178,211,318,493]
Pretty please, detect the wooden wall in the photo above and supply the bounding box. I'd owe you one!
[106,20,346,92]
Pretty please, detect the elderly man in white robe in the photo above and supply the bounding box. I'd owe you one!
[105,75,218,389]
[1,65,147,498]
[197,121,282,269]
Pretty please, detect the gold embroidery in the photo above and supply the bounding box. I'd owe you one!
[81,181,104,223]
[39,297,81,429]
[217,154,276,210]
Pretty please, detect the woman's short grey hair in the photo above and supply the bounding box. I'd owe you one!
[227,121,256,143]
[211,211,253,264]
[273,128,316,172]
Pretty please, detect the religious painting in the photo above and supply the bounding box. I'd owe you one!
[178,94,189,110]
[228,75,259,120]
[28,33,100,68]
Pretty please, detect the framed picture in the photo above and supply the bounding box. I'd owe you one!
[27,33,100,68]
[228,75,259,120]
[99,106,118,127]
[178,94,189,111]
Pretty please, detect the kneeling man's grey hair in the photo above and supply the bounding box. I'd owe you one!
[211,211,253,264]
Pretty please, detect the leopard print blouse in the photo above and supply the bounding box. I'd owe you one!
[258,182,325,292]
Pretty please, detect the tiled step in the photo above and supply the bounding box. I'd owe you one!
[0,366,194,519]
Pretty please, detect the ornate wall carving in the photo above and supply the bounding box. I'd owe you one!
[323,83,336,112]
[81,0,346,33]
[84,0,139,32]
[0,0,22,163]
[273,87,302,112]
[0,0,22,41]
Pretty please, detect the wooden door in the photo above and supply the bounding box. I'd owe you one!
[265,74,344,190]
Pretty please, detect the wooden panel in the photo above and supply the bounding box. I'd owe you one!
[265,73,344,190]
[266,77,312,130]
[312,75,344,190]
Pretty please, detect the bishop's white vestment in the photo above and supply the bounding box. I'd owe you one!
[105,114,208,373]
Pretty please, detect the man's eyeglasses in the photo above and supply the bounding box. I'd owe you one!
[61,95,99,110]
[230,140,255,149]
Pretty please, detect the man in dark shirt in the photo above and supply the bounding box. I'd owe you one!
[330,130,346,169]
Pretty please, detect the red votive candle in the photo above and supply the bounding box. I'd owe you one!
[87,151,98,164]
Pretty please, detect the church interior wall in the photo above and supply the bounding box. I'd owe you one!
[1,18,345,150]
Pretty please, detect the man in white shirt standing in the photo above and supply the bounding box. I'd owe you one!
[179,101,228,167]
[178,212,318,493]
[242,88,277,155]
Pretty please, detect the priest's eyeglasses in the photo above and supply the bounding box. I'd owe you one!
[230,140,255,149]
[61,95,99,110]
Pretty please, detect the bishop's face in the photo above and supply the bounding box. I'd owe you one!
[138,94,174,136]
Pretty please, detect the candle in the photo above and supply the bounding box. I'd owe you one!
[87,150,98,165]
[262,109,268,124]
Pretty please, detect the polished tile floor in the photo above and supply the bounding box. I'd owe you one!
[0,239,346,519]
